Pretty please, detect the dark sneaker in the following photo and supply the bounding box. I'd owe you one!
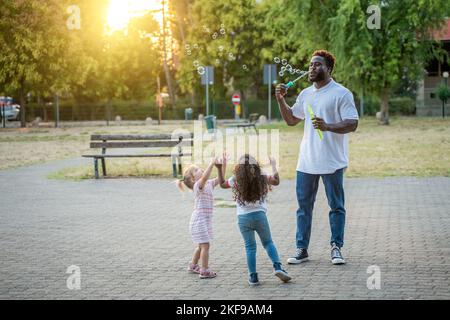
[331,243,346,265]
[273,263,292,283]
[287,248,309,264]
[248,273,260,286]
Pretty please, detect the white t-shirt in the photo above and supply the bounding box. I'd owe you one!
[291,79,359,174]
[227,176,268,215]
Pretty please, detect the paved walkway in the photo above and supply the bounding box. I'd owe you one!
[1,158,449,300]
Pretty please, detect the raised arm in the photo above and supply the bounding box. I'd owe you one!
[198,158,216,190]
[216,154,230,189]
[267,156,280,186]
[275,84,301,127]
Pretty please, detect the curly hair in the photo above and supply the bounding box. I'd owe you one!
[232,154,269,207]
[312,50,336,74]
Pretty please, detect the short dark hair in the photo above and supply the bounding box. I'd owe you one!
[312,50,336,74]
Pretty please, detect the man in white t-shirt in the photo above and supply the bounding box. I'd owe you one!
[275,50,359,265]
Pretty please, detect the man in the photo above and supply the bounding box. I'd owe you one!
[275,50,359,265]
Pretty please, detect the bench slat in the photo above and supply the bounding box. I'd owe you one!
[90,140,193,148]
[91,133,193,141]
[83,153,192,158]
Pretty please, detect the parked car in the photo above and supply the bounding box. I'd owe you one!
[0,104,21,121]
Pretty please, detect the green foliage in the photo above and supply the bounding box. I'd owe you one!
[436,84,450,103]
[388,97,416,115]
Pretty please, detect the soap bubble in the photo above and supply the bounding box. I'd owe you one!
[212,32,218,39]
[193,43,199,49]
[228,52,235,61]
[274,57,281,63]
[193,60,200,67]
[281,66,286,72]
[186,50,192,56]
[286,64,292,71]
[281,59,287,65]
[218,45,224,51]
[220,23,225,28]
[185,44,190,50]
[279,71,284,77]
[220,28,226,35]
[242,64,248,71]
[296,69,302,74]
[197,66,206,75]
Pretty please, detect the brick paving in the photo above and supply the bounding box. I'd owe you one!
[1,159,449,299]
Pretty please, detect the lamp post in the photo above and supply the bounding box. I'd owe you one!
[443,71,449,118]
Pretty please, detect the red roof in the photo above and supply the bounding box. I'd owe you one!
[433,18,450,41]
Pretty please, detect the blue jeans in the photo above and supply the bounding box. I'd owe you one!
[296,168,346,249]
[237,211,280,275]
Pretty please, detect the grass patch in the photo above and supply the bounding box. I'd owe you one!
[2,117,450,179]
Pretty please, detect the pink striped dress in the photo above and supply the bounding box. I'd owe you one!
[189,179,217,243]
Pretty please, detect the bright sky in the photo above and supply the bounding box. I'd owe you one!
[106,0,163,32]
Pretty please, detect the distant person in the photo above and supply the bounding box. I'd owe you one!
[218,154,291,286]
[275,50,359,265]
[177,155,226,279]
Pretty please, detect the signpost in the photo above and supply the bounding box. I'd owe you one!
[264,64,277,121]
[232,93,241,119]
[201,66,214,116]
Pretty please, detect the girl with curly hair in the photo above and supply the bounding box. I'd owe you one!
[217,154,291,286]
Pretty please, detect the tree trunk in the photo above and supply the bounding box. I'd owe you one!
[378,88,390,125]
[19,86,26,128]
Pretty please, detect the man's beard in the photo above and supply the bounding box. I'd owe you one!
[309,71,325,82]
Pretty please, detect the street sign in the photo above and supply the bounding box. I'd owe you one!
[201,66,214,85]
[232,94,240,106]
[263,64,277,85]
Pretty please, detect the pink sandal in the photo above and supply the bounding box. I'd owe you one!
[187,263,201,274]
[199,268,217,279]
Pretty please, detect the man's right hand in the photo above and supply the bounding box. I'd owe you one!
[275,84,287,100]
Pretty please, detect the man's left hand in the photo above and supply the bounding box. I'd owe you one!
[312,117,329,131]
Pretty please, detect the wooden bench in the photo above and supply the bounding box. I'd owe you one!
[82,133,193,179]
[226,113,259,133]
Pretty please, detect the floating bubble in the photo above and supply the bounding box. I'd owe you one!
[220,28,226,35]
[212,32,218,39]
[193,60,200,67]
[218,45,224,51]
[193,43,199,49]
[274,57,281,63]
[286,64,292,71]
[289,69,296,75]
[186,50,192,56]
[279,71,284,77]
[242,64,248,70]
[281,59,287,65]
[281,66,286,72]
[296,69,302,74]
[197,66,206,75]
[185,44,190,50]
[220,23,225,28]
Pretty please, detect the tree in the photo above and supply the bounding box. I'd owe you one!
[0,0,81,127]
[175,0,266,115]
[285,0,450,124]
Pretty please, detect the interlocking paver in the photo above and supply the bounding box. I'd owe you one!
[1,158,450,299]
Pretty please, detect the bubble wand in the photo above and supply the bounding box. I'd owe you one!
[308,105,324,140]
[285,71,309,89]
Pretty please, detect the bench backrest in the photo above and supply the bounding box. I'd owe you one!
[89,133,194,149]
[249,113,259,123]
